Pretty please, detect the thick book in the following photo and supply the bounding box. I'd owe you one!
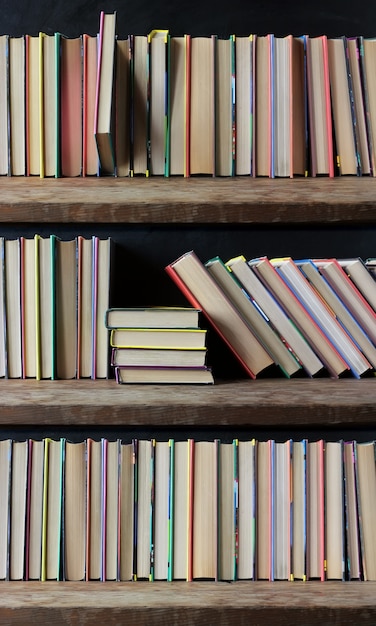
[343,440,362,580]
[172,439,194,580]
[169,36,188,176]
[291,439,307,581]
[20,236,37,378]
[306,35,334,176]
[166,251,275,379]
[205,255,302,378]
[77,236,93,379]
[237,440,256,580]
[135,439,153,580]
[273,440,292,581]
[9,440,28,580]
[82,34,99,176]
[338,257,376,312]
[192,440,218,580]
[360,37,376,175]
[0,439,12,580]
[235,35,253,176]
[218,440,237,581]
[94,11,116,176]
[60,35,82,177]
[148,30,169,176]
[256,440,273,580]
[110,327,207,349]
[255,34,273,177]
[9,36,26,175]
[111,346,207,368]
[103,439,120,581]
[35,235,53,379]
[4,238,22,379]
[355,441,376,580]
[130,34,148,175]
[105,306,200,329]
[270,257,372,378]
[215,36,235,177]
[41,438,64,581]
[115,365,214,384]
[64,441,86,581]
[119,440,135,581]
[153,440,171,580]
[347,37,371,175]
[189,36,215,175]
[86,438,102,581]
[325,441,345,580]
[25,34,41,176]
[40,32,60,178]
[226,255,324,377]
[307,439,325,581]
[248,256,349,378]
[115,37,131,177]
[26,439,44,580]
[54,237,78,379]
[92,237,112,379]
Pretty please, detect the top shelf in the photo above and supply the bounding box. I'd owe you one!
[1,177,376,224]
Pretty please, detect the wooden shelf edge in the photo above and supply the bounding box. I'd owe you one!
[0,581,375,624]
[0,177,375,224]
[0,378,375,427]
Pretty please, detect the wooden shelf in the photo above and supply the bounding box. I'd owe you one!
[0,378,375,427]
[0,581,375,624]
[0,176,376,224]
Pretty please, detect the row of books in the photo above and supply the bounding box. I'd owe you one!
[2,436,376,582]
[3,10,376,178]
[0,235,112,380]
[166,252,376,379]
[106,306,214,384]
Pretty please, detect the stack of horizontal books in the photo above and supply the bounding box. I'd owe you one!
[105,306,214,384]
[167,251,376,379]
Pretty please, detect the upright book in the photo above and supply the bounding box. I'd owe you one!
[60,35,82,177]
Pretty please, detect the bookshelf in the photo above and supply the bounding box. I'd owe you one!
[1,176,376,622]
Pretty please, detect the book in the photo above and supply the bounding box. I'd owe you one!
[131,34,148,175]
[54,237,77,379]
[291,439,307,581]
[314,258,376,346]
[0,238,5,378]
[218,440,237,581]
[327,37,358,175]
[338,257,376,312]
[343,440,362,580]
[77,236,93,379]
[270,256,371,378]
[115,365,214,384]
[291,36,308,176]
[25,35,41,176]
[0,439,12,580]
[248,256,349,378]
[86,438,102,581]
[41,438,64,581]
[111,346,207,368]
[166,251,275,379]
[297,259,376,369]
[26,439,44,580]
[255,34,272,176]
[189,36,215,175]
[10,440,28,580]
[94,11,116,176]
[0,35,9,176]
[172,439,193,580]
[135,439,153,580]
[92,237,112,379]
[82,34,98,176]
[235,35,253,175]
[325,441,345,580]
[20,236,37,378]
[360,38,376,175]
[5,238,22,379]
[273,440,291,580]
[64,441,86,581]
[347,37,371,175]
[115,37,131,177]
[205,255,302,378]
[9,36,25,176]
[256,440,273,580]
[35,235,53,379]
[192,440,217,580]
[153,440,171,580]
[215,36,235,177]
[169,36,188,176]
[306,35,334,176]
[104,439,119,580]
[226,255,324,377]
[110,327,207,349]
[60,35,82,177]
[105,306,200,329]
[237,440,256,580]
[40,32,60,177]
[149,30,169,176]
[119,440,135,581]
[355,441,376,580]
[307,439,325,581]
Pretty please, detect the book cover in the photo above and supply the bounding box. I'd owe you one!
[60,35,82,177]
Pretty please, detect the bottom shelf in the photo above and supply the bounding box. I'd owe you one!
[0,581,375,624]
